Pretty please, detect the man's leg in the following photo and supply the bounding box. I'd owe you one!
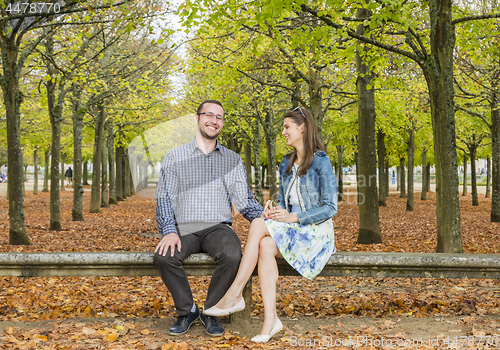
[153,233,201,316]
[201,224,242,309]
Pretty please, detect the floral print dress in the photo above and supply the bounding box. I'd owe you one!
[265,218,335,279]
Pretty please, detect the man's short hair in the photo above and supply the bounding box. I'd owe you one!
[196,100,224,115]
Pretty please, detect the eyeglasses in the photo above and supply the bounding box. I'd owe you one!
[199,112,224,121]
[292,106,306,118]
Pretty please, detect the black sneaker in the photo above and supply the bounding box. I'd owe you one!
[168,308,200,336]
[200,312,224,336]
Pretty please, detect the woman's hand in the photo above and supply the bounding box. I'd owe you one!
[268,207,299,223]
[262,204,281,218]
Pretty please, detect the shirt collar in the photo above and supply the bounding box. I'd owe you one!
[189,138,225,155]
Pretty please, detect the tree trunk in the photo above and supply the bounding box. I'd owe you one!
[462,153,468,196]
[129,166,136,195]
[396,165,400,191]
[47,35,62,231]
[124,151,131,197]
[101,119,109,208]
[337,145,344,202]
[4,89,30,242]
[33,148,38,195]
[399,157,406,198]
[0,18,32,245]
[46,33,69,230]
[83,160,89,186]
[385,158,390,197]
[261,165,266,190]
[244,142,252,189]
[421,148,427,200]
[470,142,478,206]
[122,150,128,199]
[355,7,382,244]
[141,159,149,191]
[22,174,26,197]
[71,88,84,221]
[252,120,263,205]
[406,128,415,211]
[424,0,462,252]
[90,104,105,213]
[22,166,26,196]
[486,155,491,198]
[129,145,138,195]
[377,130,386,206]
[60,152,65,191]
[49,113,61,231]
[355,150,360,205]
[137,158,143,192]
[116,146,124,201]
[334,159,339,179]
[309,67,325,139]
[426,163,431,192]
[491,96,500,221]
[42,150,49,192]
[108,121,117,204]
[264,112,278,202]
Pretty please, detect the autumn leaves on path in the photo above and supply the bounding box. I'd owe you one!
[1,188,498,254]
[0,190,499,349]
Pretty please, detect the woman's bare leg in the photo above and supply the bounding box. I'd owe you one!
[256,236,280,335]
[211,218,270,309]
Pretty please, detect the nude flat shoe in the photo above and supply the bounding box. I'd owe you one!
[203,297,245,317]
[251,318,283,343]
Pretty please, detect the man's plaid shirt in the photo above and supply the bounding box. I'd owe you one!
[156,138,263,236]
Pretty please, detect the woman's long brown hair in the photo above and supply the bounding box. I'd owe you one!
[284,107,326,176]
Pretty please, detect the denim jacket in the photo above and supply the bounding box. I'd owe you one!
[277,151,337,226]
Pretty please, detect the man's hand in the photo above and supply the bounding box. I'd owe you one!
[155,233,181,257]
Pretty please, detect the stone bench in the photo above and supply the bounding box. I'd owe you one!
[1,252,500,322]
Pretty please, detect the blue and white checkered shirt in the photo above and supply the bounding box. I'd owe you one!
[156,138,263,236]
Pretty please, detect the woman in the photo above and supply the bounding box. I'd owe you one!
[204,106,337,343]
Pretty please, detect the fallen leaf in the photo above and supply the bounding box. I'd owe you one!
[106,332,119,341]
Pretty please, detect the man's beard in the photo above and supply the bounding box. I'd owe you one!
[200,128,220,140]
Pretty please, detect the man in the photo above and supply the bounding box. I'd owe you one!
[154,100,263,337]
[65,167,72,186]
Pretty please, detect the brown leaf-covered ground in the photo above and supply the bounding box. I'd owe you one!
[0,184,499,349]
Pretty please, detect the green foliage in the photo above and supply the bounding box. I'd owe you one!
[454,3,499,158]
[176,0,500,173]
[0,145,7,167]
[2,1,180,166]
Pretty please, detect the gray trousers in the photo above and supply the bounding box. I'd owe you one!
[153,224,242,316]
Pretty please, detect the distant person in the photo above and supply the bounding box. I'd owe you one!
[392,170,396,184]
[205,106,337,343]
[65,167,72,186]
[154,100,263,337]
